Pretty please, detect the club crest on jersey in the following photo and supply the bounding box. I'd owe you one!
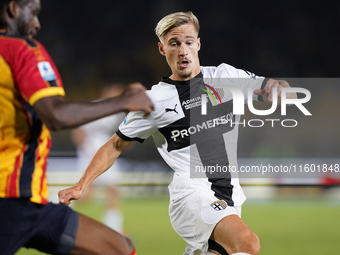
[210,200,227,211]
[214,88,224,100]
[37,61,56,81]
[200,82,223,106]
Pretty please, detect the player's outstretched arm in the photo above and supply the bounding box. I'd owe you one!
[58,134,131,205]
[253,79,297,104]
[34,82,154,131]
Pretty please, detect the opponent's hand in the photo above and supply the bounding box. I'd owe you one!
[58,185,83,205]
[119,82,154,116]
[253,79,282,103]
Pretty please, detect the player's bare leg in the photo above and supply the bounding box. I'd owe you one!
[70,213,134,255]
[209,215,260,255]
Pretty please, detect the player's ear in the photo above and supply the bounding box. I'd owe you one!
[158,42,166,56]
[7,1,20,19]
[197,37,201,52]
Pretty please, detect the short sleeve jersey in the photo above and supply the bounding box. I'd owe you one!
[117,63,265,206]
[0,30,65,204]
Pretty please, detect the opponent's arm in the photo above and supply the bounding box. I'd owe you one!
[58,134,131,205]
[34,82,154,131]
[253,79,297,104]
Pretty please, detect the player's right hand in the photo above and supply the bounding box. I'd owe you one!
[119,82,154,116]
[58,185,83,205]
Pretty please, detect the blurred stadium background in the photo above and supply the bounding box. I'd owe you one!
[16,0,340,254]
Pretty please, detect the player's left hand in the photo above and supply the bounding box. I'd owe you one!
[58,185,83,205]
[253,79,283,103]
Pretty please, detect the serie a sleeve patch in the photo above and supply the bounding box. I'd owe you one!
[37,61,56,81]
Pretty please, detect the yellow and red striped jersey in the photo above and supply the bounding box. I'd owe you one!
[0,30,65,204]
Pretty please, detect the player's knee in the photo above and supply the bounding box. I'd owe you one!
[249,233,260,255]
[125,236,135,252]
[239,231,260,255]
[108,235,135,255]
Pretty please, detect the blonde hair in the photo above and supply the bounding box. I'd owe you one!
[155,11,200,41]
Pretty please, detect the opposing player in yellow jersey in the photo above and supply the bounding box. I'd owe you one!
[0,0,152,254]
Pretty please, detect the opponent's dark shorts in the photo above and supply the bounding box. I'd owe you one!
[0,198,78,255]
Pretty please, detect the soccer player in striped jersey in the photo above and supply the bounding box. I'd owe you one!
[59,11,297,255]
[0,0,153,254]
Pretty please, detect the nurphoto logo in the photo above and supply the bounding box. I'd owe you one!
[200,85,311,128]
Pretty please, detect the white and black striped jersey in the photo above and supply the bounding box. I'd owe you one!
[117,63,266,206]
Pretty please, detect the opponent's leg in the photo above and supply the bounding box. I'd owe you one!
[209,215,260,255]
[70,213,134,255]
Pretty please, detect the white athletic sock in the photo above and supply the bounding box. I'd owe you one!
[103,208,123,233]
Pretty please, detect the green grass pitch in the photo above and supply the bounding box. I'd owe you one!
[16,196,340,255]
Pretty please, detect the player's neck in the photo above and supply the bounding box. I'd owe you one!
[169,69,201,81]
[4,23,19,37]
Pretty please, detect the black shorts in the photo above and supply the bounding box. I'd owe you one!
[0,198,78,255]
